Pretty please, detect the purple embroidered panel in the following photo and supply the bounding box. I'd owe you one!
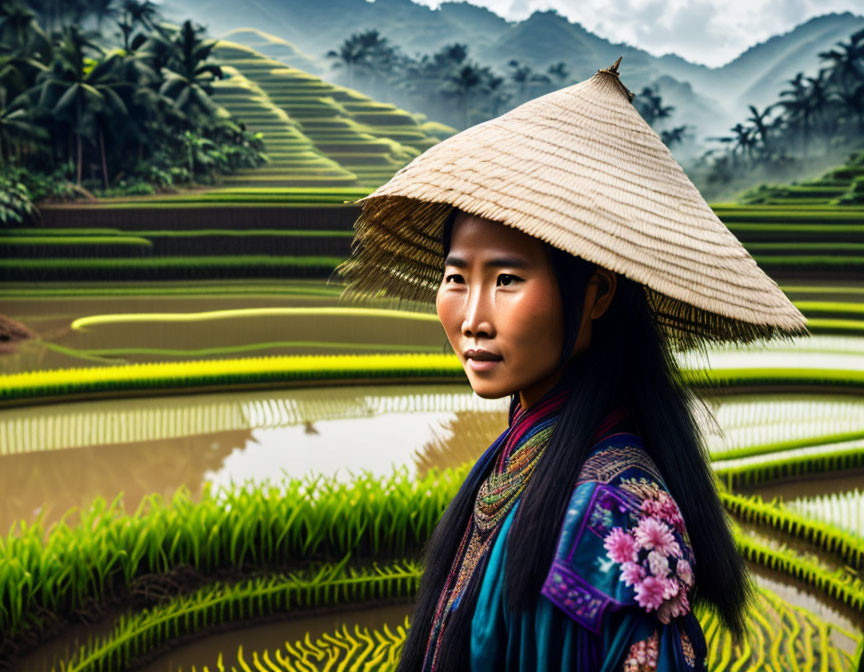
[540,561,609,633]
[540,437,698,630]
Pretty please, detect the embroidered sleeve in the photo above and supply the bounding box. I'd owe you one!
[603,475,695,624]
[540,451,696,632]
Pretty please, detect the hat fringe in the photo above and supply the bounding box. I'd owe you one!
[336,58,810,353]
[336,195,810,353]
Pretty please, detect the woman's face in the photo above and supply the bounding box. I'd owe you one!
[436,212,569,408]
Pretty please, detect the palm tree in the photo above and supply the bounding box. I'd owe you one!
[818,28,864,96]
[723,123,755,166]
[507,60,548,102]
[0,1,51,56]
[116,0,162,51]
[0,88,48,163]
[443,63,486,129]
[35,25,106,185]
[776,72,814,157]
[157,20,222,124]
[660,125,689,148]
[831,82,864,135]
[484,70,510,117]
[88,0,118,31]
[85,54,129,187]
[546,61,570,86]
[634,86,674,128]
[805,69,833,144]
[326,29,394,90]
[746,104,775,159]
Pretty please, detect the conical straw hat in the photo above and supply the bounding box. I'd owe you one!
[336,57,809,352]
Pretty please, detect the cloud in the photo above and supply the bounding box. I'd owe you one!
[420,0,863,67]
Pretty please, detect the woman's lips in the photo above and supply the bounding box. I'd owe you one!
[468,358,500,372]
[464,348,503,372]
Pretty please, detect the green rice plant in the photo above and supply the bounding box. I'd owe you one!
[0,463,472,638]
[699,394,864,455]
[0,281,346,297]
[745,243,864,253]
[182,620,410,672]
[710,430,864,462]
[0,237,154,259]
[685,368,864,391]
[713,444,864,489]
[0,229,125,236]
[733,528,864,612]
[53,557,420,672]
[751,256,864,270]
[784,490,864,541]
[132,229,353,238]
[794,302,864,316]
[0,256,345,281]
[0,353,466,404]
[68,306,439,330]
[713,209,864,223]
[175,586,858,672]
[719,490,864,569]
[4,357,860,407]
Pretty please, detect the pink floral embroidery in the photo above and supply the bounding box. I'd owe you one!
[621,561,646,586]
[603,527,638,563]
[680,631,696,667]
[634,517,681,558]
[602,482,695,624]
[623,630,660,671]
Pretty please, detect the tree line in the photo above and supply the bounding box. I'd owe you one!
[324,29,688,144]
[698,28,863,187]
[0,0,266,223]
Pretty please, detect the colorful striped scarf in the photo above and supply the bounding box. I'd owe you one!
[421,387,573,671]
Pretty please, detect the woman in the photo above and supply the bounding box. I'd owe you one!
[337,58,808,671]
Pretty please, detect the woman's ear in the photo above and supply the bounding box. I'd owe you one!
[590,269,617,319]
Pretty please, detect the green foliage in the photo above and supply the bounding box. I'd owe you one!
[0,1,267,203]
[0,464,469,638]
[720,490,864,570]
[714,445,864,489]
[0,167,36,225]
[836,176,864,205]
[54,557,420,672]
[0,254,345,281]
[734,526,864,612]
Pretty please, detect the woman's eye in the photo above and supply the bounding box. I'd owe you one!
[445,273,464,284]
[497,274,520,287]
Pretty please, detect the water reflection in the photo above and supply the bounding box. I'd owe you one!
[0,385,508,533]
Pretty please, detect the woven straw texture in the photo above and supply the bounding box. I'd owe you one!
[336,60,809,352]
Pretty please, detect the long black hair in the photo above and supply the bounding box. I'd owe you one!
[396,208,753,671]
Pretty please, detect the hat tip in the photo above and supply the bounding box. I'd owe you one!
[596,56,623,76]
[595,55,634,103]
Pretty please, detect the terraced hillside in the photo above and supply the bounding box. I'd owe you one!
[208,40,455,190]
[739,151,864,207]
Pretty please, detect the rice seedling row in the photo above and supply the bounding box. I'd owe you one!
[51,557,421,672]
[713,444,864,489]
[175,588,859,672]
[4,356,863,406]
[733,530,864,612]
[0,256,344,282]
[719,491,864,569]
[0,465,468,638]
[784,491,864,541]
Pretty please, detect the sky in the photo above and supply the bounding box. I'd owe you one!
[412,0,863,67]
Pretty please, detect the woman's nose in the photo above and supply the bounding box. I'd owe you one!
[461,286,495,338]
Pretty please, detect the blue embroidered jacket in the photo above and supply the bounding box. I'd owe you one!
[470,431,709,671]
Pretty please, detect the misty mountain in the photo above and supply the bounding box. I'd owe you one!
[161,0,864,145]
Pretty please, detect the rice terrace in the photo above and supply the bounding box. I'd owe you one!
[1,0,864,670]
